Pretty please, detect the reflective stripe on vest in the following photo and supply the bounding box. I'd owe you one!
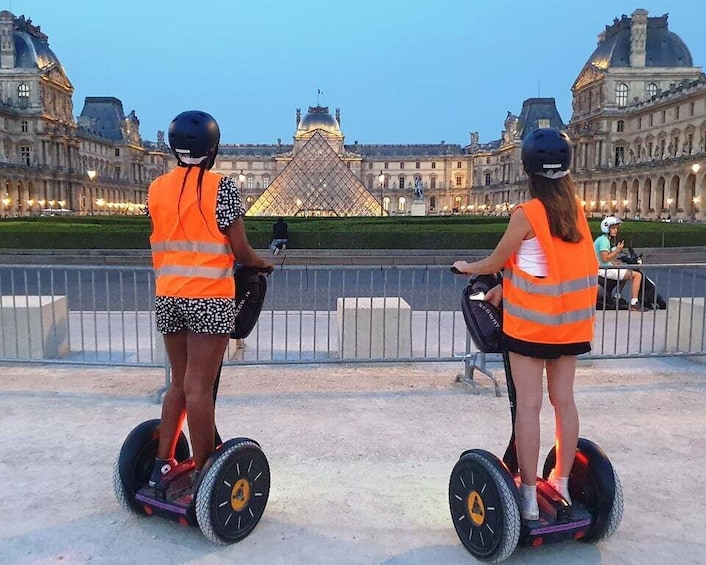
[503,270,598,297]
[155,264,234,279]
[151,241,231,255]
[504,301,596,327]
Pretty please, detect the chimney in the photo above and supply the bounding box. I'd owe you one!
[335,107,341,127]
[296,108,301,129]
[0,11,16,69]
[630,9,648,68]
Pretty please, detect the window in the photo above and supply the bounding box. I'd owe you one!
[431,162,436,169]
[368,162,372,169]
[262,175,270,188]
[456,176,462,187]
[649,114,654,127]
[399,176,405,189]
[616,120,625,133]
[537,119,550,129]
[485,172,491,186]
[486,157,491,164]
[115,148,120,157]
[21,120,28,133]
[397,196,406,213]
[615,83,629,107]
[614,146,625,167]
[430,176,437,189]
[400,162,404,169]
[415,162,420,169]
[384,162,388,169]
[247,177,254,189]
[638,117,642,130]
[457,161,462,168]
[17,83,29,107]
[114,166,121,179]
[429,196,437,211]
[20,145,30,166]
[675,106,680,120]
[661,110,666,124]
[150,156,155,164]
[646,82,658,99]
[690,101,695,116]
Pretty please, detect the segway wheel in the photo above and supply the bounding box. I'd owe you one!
[196,439,270,544]
[449,449,520,563]
[113,419,191,516]
[543,438,624,542]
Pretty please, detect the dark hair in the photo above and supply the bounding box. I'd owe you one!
[527,173,582,243]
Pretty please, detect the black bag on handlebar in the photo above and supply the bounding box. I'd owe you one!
[231,265,268,339]
[460,273,503,353]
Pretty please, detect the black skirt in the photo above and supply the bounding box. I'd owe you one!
[502,332,591,360]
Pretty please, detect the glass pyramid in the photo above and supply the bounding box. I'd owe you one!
[245,131,384,217]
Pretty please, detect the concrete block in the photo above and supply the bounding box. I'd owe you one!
[0,295,69,359]
[337,297,412,358]
[667,297,705,360]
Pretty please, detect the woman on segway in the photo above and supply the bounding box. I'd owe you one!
[452,128,598,521]
[146,110,272,490]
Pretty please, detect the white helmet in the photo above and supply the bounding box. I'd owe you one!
[601,216,622,234]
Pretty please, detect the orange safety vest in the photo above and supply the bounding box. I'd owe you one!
[148,167,235,299]
[502,198,598,344]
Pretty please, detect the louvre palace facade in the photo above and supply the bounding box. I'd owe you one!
[1,8,704,220]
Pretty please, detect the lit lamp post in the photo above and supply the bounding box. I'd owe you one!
[622,199,629,219]
[667,197,674,219]
[691,163,701,222]
[26,198,35,217]
[87,170,97,215]
[378,171,385,217]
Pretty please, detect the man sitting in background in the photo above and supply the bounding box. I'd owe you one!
[269,217,289,255]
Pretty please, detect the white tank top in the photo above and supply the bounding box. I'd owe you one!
[517,236,548,277]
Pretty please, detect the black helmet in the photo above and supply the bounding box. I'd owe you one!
[168,110,220,169]
[521,128,572,179]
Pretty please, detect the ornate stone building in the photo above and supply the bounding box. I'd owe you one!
[471,9,706,222]
[0,11,167,217]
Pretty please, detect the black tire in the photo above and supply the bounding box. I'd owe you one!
[113,419,190,516]
[195,439,270,544]
[449,449,520,563]
[543,438,624,542]
[655,294,667,310]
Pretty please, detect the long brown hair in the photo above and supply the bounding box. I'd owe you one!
[527,173,582,243]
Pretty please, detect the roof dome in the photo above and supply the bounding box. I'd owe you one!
[0,13,64,71]
[297,105,341,135]
[585,12,693,70]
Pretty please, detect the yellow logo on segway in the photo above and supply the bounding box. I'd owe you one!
[231,478,251,511]
[467,490,485,526]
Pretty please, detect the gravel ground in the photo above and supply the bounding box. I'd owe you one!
[0,358,704,564]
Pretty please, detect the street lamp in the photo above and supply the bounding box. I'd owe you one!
[87,170,97,215]
[378,171,385,217]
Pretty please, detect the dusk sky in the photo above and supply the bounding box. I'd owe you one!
[5,1,706,145]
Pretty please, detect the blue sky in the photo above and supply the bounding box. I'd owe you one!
[5,0,706,145]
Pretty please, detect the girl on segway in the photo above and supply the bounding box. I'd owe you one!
[146,110,272,490]
[452,129,598,521]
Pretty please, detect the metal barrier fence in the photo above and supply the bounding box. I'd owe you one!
[1,264,704,372]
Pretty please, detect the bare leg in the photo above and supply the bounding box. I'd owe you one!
[157,330,188,459]
[546,355,579,477]
[508,352,545,486]
[183,333,230,470]
[629,271,643,302]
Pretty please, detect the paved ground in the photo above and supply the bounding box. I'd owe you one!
[1,357,705,564]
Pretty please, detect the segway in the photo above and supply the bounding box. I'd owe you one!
[448,270,624,562]
[113,265,272,544]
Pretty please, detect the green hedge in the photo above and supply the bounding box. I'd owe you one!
[0,216,705,249]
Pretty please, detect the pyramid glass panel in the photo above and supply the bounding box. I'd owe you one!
[246,132,384,217]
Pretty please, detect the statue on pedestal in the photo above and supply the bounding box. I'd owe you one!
[413,176,424,200]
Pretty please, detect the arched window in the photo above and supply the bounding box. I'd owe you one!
[17,83,29,107]
[615,83,629,107]
[262,175,270,189]
[397,196,406,213]
[398,176,405,190]
[646,82,658,99]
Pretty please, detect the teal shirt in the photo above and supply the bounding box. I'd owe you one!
[594,234,613,267]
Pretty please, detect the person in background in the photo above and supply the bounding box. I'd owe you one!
[452,129,598,521]
[146,110,272,490]
[594,216,644,311]
[269,217,289,255]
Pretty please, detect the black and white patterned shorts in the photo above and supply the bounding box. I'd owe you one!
[155,296,236,335]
